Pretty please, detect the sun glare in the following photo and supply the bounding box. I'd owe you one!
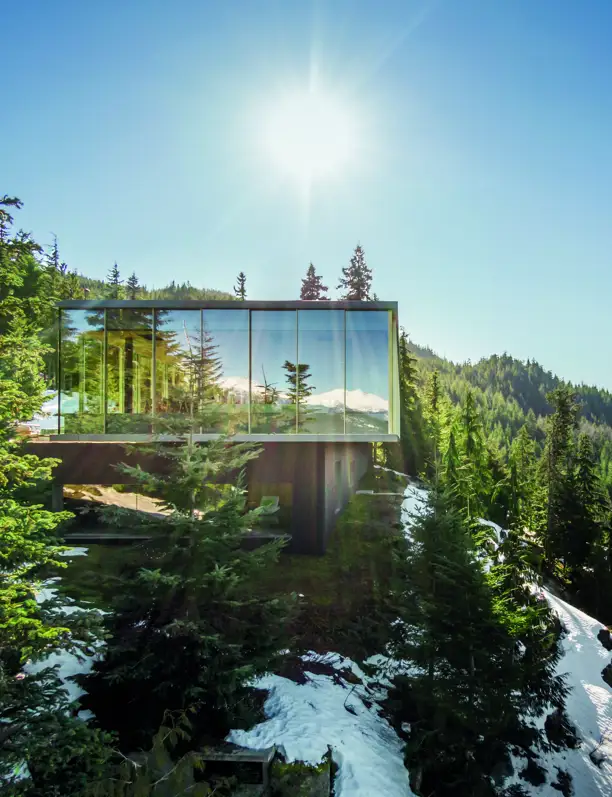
[263,91,356,184]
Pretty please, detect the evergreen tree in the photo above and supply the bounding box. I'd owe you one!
[539,386,580,565]
[283,360,315,429]
[300,263,328,300]
[456,390,491,519]
[0,197,111,791]
[337,244,372,300]
[106,262,124,299]
[234,271,247,300]
[126,271,140,299]
[388,488,533,796]
[394,330,428,475]
[423,370,443,476]
[556,432,607,580]
[508,424,538,528]
[79,399,295,750]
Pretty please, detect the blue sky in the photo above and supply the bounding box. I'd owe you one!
[3,1,612,389]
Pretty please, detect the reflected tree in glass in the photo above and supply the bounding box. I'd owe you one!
[60,309,104,433]
[297,310,345,433]
[154,310,204,431]
[201,310,249,435]
[282,360,316,431]
[106,308,153,433]
[250,311,297,434]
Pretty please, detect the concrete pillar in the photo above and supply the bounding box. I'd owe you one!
[51,482,64,512]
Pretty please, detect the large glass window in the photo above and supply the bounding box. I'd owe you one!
[201,309,249,434]
[106,309,153,433]
[297,310,345,433]
[154,310,202,430]
[345,310,390,434]
[60,309,105,433]
[250,311,297,434]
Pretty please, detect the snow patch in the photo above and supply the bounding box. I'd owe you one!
[227,651,415,797]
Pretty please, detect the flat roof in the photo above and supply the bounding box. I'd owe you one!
[57,299,398,311]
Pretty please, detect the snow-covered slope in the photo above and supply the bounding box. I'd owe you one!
[503,587,612,797]
[228,652,415,797]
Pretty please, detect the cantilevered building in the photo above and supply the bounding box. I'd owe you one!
[30,300,400,554]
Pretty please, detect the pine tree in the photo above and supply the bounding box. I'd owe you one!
[106,262,124,299]
[234,271,247,300]
[388,488,531,796]
[539,386,580,565]
[394,329,428,475]
[126,271,140,299]
[0,197,110,789]
[300,263,328,300]
[283,360,315,429]
[508,424,538,527]
[79,393,295,750]
[337,244,372,300]
[556,432,607,580]
[423,370,443,476]
[456,390,491,519]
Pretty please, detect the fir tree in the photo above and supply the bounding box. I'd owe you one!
[508,424,538,528]
[457,390,491,519]
[337,244,372,301]
[394,330,428,475]
[0,197,110,790]
[79,396,294,749]
[283,360,315,429]
[126,271,140,299]
[106,262,124,299]
[388,488,532,796]
[300,263,328,300]
[234,271,247,300]
[539,386,580,565]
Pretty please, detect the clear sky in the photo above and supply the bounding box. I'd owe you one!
[3,1,612,389]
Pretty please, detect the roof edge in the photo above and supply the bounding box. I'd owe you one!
[56,299,398,311]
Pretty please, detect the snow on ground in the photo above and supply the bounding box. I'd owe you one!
[401,482,429,543]
[58,546,89,557]
[228,651,416,797]
[25,576,101,713]
[502,589,612,797]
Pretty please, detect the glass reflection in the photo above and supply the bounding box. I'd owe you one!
[154,310,202,430]
[250,311,297,433]
[297,310,345,433]
[106,308,153,433]
[60,309,105,433]
[345,310,389,434]
[201,309,249,434]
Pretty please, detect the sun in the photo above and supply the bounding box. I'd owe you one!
[262,90,356,184]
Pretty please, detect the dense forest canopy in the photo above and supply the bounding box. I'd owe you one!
[409,342,612,492]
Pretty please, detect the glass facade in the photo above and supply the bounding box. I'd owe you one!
[106,309,153,433]
[345,310,390,434]
[297,310,345,433]
[251,311,297,434]
[58,306,398,436]
[60,309,105,433]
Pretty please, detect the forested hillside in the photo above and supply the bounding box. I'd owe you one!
[409,343,612,491]
[79,274,233,301]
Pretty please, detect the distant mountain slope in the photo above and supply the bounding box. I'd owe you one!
[409,342,612,484]
[78,275,234,301]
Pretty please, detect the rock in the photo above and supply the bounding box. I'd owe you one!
[602,662,612,688]
[597,628,612,651]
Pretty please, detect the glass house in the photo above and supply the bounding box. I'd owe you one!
[52,300,400,441]
[35,300,400,554]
